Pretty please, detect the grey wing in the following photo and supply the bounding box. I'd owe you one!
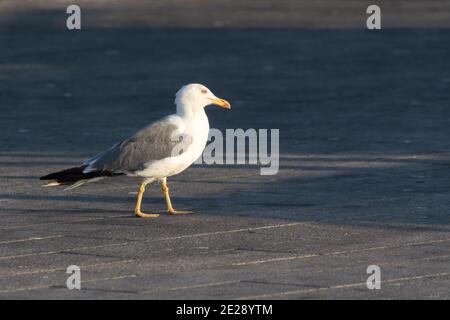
[84,117,193,173]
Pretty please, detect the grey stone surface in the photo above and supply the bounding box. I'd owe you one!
[0,2,449,299]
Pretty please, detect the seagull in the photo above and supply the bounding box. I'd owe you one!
[40,84,231,218]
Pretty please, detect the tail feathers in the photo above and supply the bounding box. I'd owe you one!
[42,181,62,187]
[40,166,123,189]
[63,177,105,190]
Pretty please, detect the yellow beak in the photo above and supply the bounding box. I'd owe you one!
[209,98,231,109]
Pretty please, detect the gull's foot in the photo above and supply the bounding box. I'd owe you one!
[135,210,161,218]
[167,209,194,215]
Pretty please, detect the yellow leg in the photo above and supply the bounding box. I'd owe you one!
[162,178,193,215]
[135,182,160,218]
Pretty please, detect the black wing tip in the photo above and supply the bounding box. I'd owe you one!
[40,166,124,183]
[40,173,58,180]
[40,166,87,182]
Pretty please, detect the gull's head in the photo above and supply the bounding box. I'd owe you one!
[175,83,231,115]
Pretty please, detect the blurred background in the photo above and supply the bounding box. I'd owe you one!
[0,0,450,152]
[2,0,450,27]
[1,0,449,154]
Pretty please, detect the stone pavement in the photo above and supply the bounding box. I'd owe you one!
[0,2,449,299]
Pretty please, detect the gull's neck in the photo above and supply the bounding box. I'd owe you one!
[175,100,206,119]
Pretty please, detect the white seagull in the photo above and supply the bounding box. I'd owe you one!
[40,84,231,218]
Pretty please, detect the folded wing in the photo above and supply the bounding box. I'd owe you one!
[85,117,193,174]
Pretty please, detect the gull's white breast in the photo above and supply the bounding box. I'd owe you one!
[135,112,210,179]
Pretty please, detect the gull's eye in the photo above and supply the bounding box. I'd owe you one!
[201,89,208,94]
